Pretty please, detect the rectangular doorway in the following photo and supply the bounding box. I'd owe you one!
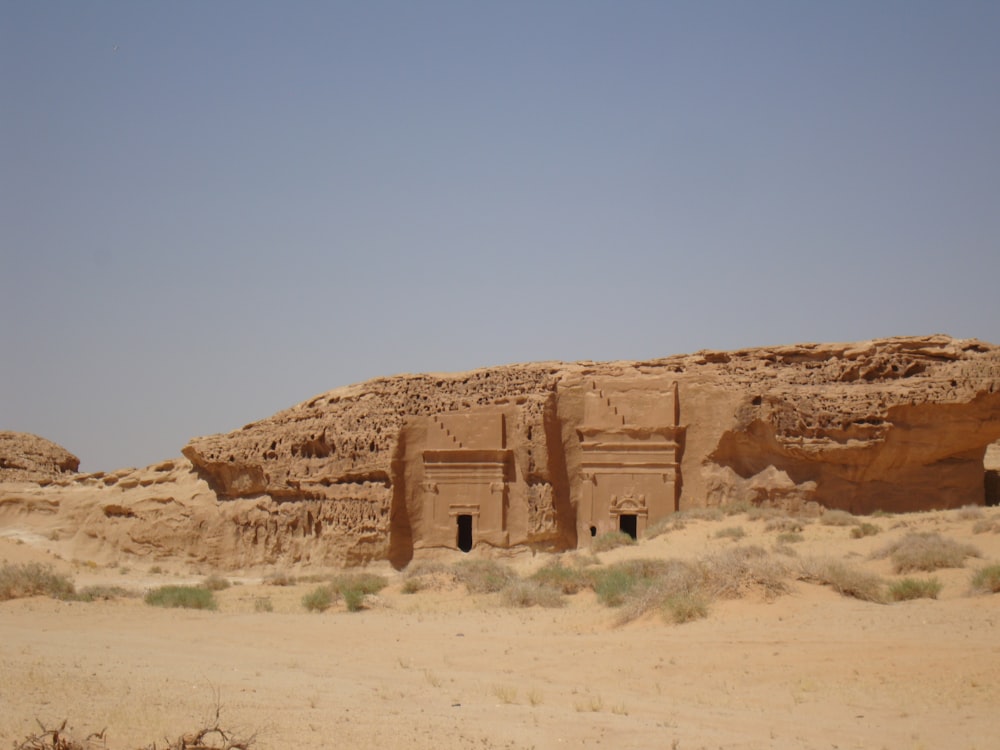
[456,514,473,552]
[618,514,637,540]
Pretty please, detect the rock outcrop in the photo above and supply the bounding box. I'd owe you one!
[0,432,79,483]
[3,335,1000,569]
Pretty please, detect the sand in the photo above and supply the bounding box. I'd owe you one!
[2,508,999,750]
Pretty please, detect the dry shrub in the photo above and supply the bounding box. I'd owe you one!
[0,562,75,601]
[662,593,709,624]
[700,545,788,600]
[452,559,518,593]
[766,517,804,533]
[75,585,136,602]
[720,501,752,516]
[677,507,724,522]
[776,532,804,544]
[500,580,566,608]
[530,560,592,594]
[401,562,457,593]
[201,575,231,591]
[970,564,1000,594]
[875,532,981,573]
[643,516,677,539]
[850,523,881,539]
[714,526,745,540]
[972,519,999,535]
[955,505,985,521]
[613,560,702,624]
[146,586,217,610]
[888,577,942,601]
[591,530,636,552]
[263,571,296,586]
[798,558,886,603]
[821,509,860,527]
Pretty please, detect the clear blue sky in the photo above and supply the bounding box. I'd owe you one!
[3,1,998,472]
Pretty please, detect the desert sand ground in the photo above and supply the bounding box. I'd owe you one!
[2,507,999,750]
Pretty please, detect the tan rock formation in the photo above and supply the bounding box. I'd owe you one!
[0,432,79,482]
[3,335,999,569]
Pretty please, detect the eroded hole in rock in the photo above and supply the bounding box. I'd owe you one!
[590,525,597,537]
[456,514,473,552]
[618,514,637,540]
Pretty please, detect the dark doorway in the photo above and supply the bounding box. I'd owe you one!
[619,514,637,540]
[986,470,999,507]
[456,514,473,552]
[589,525,597,537]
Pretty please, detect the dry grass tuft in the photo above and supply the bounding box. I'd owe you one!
[850,522,881,539]
[875,532,980,573]
[798,558,886,603]
[821,509,860,527]
[452,559,518,594]
[530,560,592,594]
[888,577,942,601]
[700,545,789,600]
[970,564,1000,594]
[0,562,75,602]
[591,530,637,552]
[955,505,985,521]
[500,580,566,608]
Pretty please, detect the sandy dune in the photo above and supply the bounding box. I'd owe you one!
[2,507,999,750]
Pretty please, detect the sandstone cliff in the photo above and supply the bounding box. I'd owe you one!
[3,335,999,569]
[0,432,79,483]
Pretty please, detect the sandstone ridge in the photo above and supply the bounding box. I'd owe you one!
[3,335,1000,569]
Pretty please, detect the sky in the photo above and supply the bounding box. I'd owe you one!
[2,1,999,472]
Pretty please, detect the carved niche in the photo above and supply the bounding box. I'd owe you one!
[420,411,512,550]
[577,379,684,540]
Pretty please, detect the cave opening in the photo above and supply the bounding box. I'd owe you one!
[456,514,473,552]
[618,514,638,540]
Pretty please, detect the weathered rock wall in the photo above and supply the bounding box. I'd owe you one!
[0,432,79,483]
[4,335,999,569]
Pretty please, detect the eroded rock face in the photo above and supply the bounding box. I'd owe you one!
[4,335,999,569]
[0,432,79,482]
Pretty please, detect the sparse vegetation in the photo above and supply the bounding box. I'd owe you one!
[821,509,859,527]
[850,522,881,539]
[302,585,334,612]
[453,559,518,593]
[972,519,999,534]
[253,597,274,612]
[662,592,710,624]
[798,558,885,603]
[75,585,136,602]
[888,577,942,601]
[0,562,75,601]
[264,571,296,586]
[777,532,804,544]
[955,505,985,521]
[500,579,566,608]
[876,532,980,573]
[701,545,788,600]
[530,560,592,594]
[970,564,1000,594]
[714,526,746,540]
[145,585,217,610]
[591,530,637,552]
[202,574,232,591]
[766,517,805,533]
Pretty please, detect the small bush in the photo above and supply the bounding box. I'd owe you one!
[876,532,981,573]
[500,580,566,608]
[721,501,752,516]
[777,532,804,544]
[956,505,984,521]
[821,509,859,527]
[453,560,518,593]
[970,564,1000,594]
[678,507,724,522]
[662,592,709,624]
[265,571,296,586]
[401,578,423,594]
[766,517,804,533]
[530,560,592,594]
[972,519,998,535]
[714,526,745,540]
[850,523,881,539]
[701,546,788,600]
[0,562,75,601]
[302,585,334,612]
[888,578,942,601]
[145,585,217,610]
[342,587,366,612]
[643,516,676,539]
[201,575,231,591]
[798,558,885,603]
[254,597,274,612]
[330,572,388,596]
[591,530,637,552]
[615,560,703,624]
[591,559,672,608]
[75,585,135,602]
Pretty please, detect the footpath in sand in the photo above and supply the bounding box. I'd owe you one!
[2,506,999,750]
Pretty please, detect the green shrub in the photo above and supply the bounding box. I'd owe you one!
[453,560,518,594]
[888,578,942,601]
[877,532,980,573]
[500,580,566,608]
[302,585,334,612]
[0,562,75,601]
[714,526,745,540]
[850,523,881,539]
[798,558,885,603]
[342,587,366,612]
[201,575,231,591]
[662,593,709,624]
[145,585,217,610]
[591,559,672,608]
[970,564,1000,594]
[591,530,637,552]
